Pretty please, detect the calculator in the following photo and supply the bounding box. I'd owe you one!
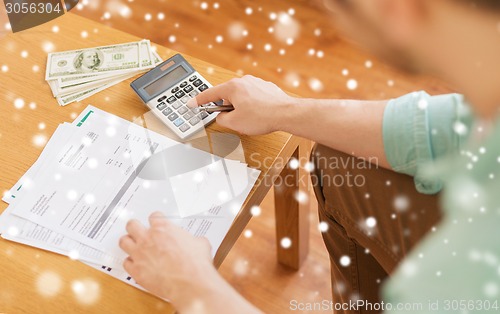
[130,54,219,139]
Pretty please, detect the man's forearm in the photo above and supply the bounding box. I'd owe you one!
[278,98,391,169]
[173,265,262,314]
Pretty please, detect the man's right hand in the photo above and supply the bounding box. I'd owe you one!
[189,75,391,169]
[187,75,296,135]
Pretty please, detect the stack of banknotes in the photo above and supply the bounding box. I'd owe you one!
[45,40,162,106]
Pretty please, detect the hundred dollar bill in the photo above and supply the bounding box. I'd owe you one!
[57,71,127,88]
[140,40,154,68]
[46,41,144,80]
[51,45,163,106]
[152,50,162,65]
[55,69,148,106]
[56,43,160,88]
[49,51,163,98]
[52,71,141,97]
[56,86,101,106]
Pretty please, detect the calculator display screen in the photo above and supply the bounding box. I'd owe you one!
[144,66,188,96]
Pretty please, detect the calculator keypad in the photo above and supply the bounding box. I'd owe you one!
[157,102,167,110]
[180,96,190,104]
[179,124,191,132]
[177,106,188,115]
[193,79,203,87]
[173,118,184,127]
[183,111,194,120]
[168,113,178,121]
[152,74,215,136]
[189,116,201,126]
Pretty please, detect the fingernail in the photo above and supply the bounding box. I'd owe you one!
[186,98,197,108]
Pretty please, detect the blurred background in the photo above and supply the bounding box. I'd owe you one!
[71,0,454,100]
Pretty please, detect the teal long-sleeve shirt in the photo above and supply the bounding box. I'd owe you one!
[381,91,500,313]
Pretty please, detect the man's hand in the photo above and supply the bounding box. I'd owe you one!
[119,212,213,301]
[188,75,391,168]
[120,212,263,314]
[187,75,295,135]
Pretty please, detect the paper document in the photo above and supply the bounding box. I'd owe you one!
[0,105,261,291]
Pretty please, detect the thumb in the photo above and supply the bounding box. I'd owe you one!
[215,112,234,129]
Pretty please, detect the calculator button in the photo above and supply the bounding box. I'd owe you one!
[162,108,173,116]
[157,102,167,110]
[158,96,167,102]
[198,84,208,92]
[179,124,191,133]
[180,81,188,88]
[177,106,188,115]
[200,111,209,120]
[172,101,182,109]
[167,96,176,104]
[183,85,194,93]
[171,87,179,93]
[183,111,194,120]
[175,91,186,99]
[189,90,199,97]
[173,118,184,127]
[191,107,201,114]
[180,96,190,104]
[189,75,197,82]
[168,113,179,121]
[193,79,203,87]
[189,116,201,126]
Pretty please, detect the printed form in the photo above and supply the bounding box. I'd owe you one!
[1,106,260,271]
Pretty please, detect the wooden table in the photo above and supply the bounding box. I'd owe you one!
[0,13,310,313]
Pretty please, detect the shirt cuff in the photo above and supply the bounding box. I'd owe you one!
[383,91,471,194]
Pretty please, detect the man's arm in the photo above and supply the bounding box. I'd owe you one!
[189,75,391,168]
[279,97,390,167]
[191,76,472,194]
[119,212,262,314]
[121,77,472,312]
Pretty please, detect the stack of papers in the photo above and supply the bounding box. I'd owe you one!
[0,105,260,293]
[46,40,161,106]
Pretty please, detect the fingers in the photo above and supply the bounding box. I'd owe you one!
[119,235,136,254]
[187,81,234,108]
[149,211,168,227]
[123,256,135,275]
[126,219,147,241]
[215,112,233,129]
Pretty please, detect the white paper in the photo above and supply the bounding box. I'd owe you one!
[170,159,250,217]
[1,105,261,274]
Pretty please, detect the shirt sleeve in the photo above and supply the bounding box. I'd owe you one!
[383,91,473,194]
[381,213,500,314]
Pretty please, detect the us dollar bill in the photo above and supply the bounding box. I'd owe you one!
[140,40,154,68]
[47,40,163,106]
[54,41,159,88]
[46,41,144,80]
[56,71,137,106]
[51,71,142,97]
